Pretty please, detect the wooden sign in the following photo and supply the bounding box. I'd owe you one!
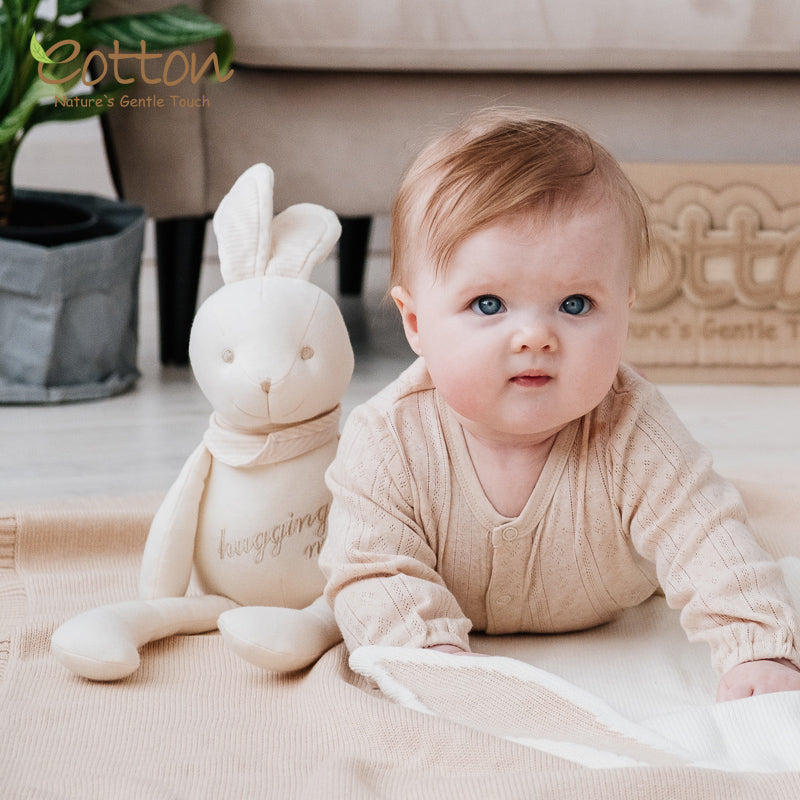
[623,164,800,383]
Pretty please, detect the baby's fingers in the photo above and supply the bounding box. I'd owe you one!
[717,658,800,702]
[716,678,753,703]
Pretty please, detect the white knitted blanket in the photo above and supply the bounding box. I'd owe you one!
[351,562,800,772]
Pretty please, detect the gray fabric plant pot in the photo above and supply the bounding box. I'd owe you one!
[0,189,145,403]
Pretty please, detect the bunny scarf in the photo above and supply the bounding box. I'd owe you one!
[204,405,342,468]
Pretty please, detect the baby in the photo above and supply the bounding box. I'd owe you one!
[319,108,800,702]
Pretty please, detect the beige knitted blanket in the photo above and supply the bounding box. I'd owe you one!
[2,482,800,798]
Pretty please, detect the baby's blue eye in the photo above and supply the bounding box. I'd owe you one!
[470,295,506,316]
[560,295,592,316]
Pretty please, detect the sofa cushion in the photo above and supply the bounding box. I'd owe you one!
[209,0,800,72]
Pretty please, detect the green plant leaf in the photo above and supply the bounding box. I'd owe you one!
[81,5,228,51]
[0,81,64,145]
[30,32,57,64]
[57,0,94,17]
[0,20,14,110]
[210,30,235,79]
[1,0,24,24]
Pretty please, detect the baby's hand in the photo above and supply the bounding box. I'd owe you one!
[717,658,800,702]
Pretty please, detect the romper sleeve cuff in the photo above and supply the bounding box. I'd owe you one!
[715,630,800,676]
[418,617,473,652]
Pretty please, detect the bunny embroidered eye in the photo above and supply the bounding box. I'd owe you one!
[222,348,235,363]
[300,346,315,360]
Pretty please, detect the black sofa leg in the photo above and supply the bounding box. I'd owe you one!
[338,216,372,296]
[155,216,208,366]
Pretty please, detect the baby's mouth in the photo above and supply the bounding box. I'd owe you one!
[510,371,551,388]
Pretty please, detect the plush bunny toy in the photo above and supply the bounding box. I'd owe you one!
[51,164,352,680]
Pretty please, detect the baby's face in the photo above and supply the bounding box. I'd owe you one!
[392,204,636,446]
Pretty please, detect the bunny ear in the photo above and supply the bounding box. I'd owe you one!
[266,204,341,281]
[213,163,274,284]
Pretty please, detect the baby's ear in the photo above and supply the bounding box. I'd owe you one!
[390,286,423,356]
[266,204,341,281]
[213,163,274,284]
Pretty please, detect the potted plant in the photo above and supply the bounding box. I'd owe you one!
[0,0,232,402]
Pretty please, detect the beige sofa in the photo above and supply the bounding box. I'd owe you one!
[91,0,800,364]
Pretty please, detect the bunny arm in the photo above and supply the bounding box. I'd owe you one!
[51,444,225,682]
[217,595,342,673]
[51,594,238,681]
[139,442,213,600]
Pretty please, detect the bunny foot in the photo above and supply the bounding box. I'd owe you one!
[219,595,342,672]
[52,604,142,681]
[52,595,237,681]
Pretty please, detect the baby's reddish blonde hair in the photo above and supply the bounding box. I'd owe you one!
[390,108,649,289]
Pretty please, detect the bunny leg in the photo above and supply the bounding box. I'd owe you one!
[51,594,238,681]
[218,595,342,673]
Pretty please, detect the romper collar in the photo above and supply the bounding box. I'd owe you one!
[435,391,578,531]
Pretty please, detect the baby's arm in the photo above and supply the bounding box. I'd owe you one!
[717,658,800,702]
[611,373,800,685]
[319,406,472,653]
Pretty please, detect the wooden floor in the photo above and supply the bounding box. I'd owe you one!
[3,120,799,504]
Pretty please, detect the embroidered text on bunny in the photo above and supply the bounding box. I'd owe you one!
[218,503,330,563]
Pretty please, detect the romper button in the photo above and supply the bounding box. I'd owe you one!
[496,595,512,606]
[502,527,519,541]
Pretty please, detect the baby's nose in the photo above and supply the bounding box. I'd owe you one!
[512,316,557,352]
[260,379,272,394]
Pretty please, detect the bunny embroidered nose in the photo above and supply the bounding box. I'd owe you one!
[260,379,272,394]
